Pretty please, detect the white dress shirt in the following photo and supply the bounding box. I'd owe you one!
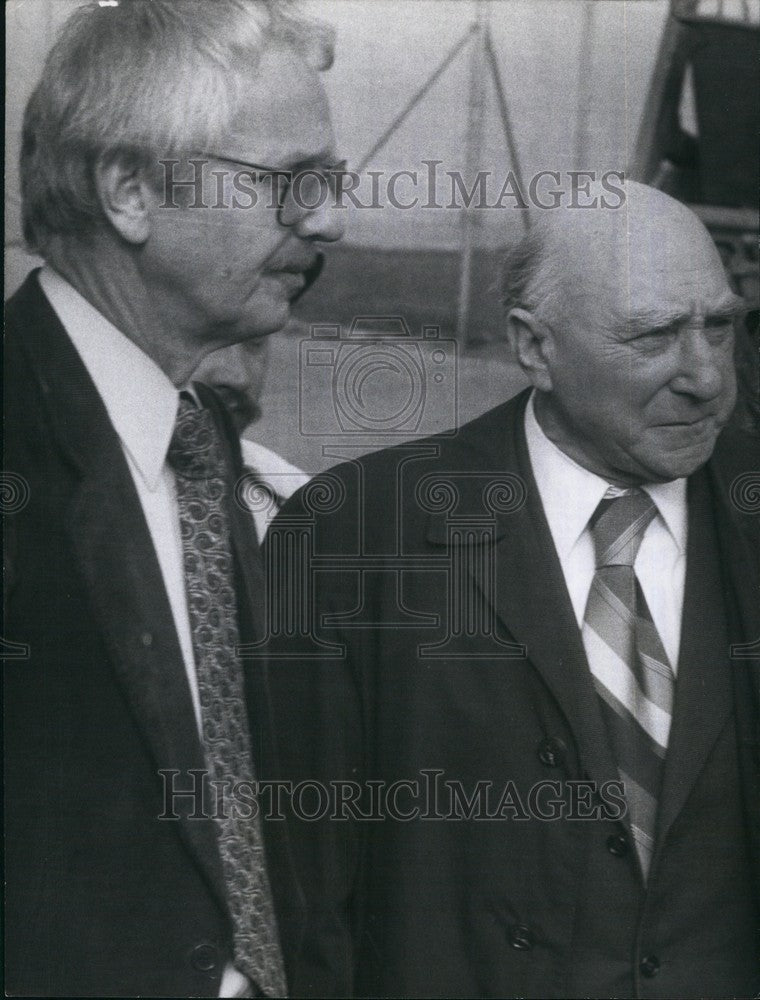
[39,267,205,725]
[39,266,253,999]
[523,392,687,671]
[240,438,310,540]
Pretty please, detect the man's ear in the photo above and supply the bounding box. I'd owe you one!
[93,156,153,245]
[505,307,554,392]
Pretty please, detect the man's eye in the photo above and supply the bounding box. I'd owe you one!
[704,319,734,343]
[634,326,678,350]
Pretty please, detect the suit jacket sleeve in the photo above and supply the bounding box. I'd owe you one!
[263,462,366,998]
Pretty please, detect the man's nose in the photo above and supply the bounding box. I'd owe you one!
[280,175,345,243]
[669,327,730,402]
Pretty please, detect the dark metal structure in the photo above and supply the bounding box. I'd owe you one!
[632,0,759,431]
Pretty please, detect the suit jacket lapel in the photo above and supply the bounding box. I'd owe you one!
[656,440,760,860]
[16,275,227,909]
[655,467,733,847]
[425,390,620,792]
[706,435,760,666]
[494,400,622,791]
[707,441,760,883]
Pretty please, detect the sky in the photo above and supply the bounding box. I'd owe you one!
[5,0,671,292]
[302,0,669,244]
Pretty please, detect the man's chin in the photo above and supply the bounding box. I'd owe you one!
[639,437,720,482]
[235,288,292,337]
[251,305,291,337]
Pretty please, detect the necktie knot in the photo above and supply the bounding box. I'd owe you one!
[589,488,657,569]
[167,392,226,480]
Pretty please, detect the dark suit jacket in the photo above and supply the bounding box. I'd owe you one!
[3,272,302,996]
[264,388,760,998]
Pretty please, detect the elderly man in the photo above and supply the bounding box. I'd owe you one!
[4,1,343,995]
[265,182,758,997]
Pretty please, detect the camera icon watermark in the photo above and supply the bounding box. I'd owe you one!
[299,316,458,438]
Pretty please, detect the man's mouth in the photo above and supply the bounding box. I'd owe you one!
[654,415,720,439]
[266,252,324,301]
[656,413,717,427]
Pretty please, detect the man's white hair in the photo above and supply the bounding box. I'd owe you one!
[499,218,563,324]
[21,0,334,253]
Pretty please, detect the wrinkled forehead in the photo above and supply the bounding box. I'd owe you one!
[623,207,734,322]
[548,189,736,326]
[228,44,335,164]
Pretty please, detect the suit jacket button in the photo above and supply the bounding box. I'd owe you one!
[509,924,534,950]
[640,954,660,978]
[606,832,629,857]
[190,943,219,972]
[537,737,566,768]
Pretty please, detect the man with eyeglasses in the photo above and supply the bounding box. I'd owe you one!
[4,1,343,995]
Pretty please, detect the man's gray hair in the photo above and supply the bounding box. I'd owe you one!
[21,0,334,253]
[500,220,562,321]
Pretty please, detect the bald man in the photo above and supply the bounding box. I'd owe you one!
[263,182,759,998]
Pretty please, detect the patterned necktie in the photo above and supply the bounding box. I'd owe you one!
[582,488,675,880]
[168,392,286,997]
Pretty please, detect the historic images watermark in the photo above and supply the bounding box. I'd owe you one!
[2,472,32,661]
[230,314,528,662]
[298,317,457,438]
[158,769,627,823]
[0,472,31,514]
[158,160,627,213]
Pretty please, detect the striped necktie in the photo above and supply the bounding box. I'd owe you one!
[582,487,675,880]
[168,392,286,996]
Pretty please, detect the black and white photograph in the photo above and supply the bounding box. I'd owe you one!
[4,0,759,996]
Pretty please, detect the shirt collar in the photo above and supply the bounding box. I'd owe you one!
[641,476,687,554]
[39,266,179,491]
[524,391,687,556]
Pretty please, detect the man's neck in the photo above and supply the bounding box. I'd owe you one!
[532,390,649,489]
[45,237,208,387]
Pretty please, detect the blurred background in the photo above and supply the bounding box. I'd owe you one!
[6,0,758,470]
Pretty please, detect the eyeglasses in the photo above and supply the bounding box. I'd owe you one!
[202,152,349,212]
